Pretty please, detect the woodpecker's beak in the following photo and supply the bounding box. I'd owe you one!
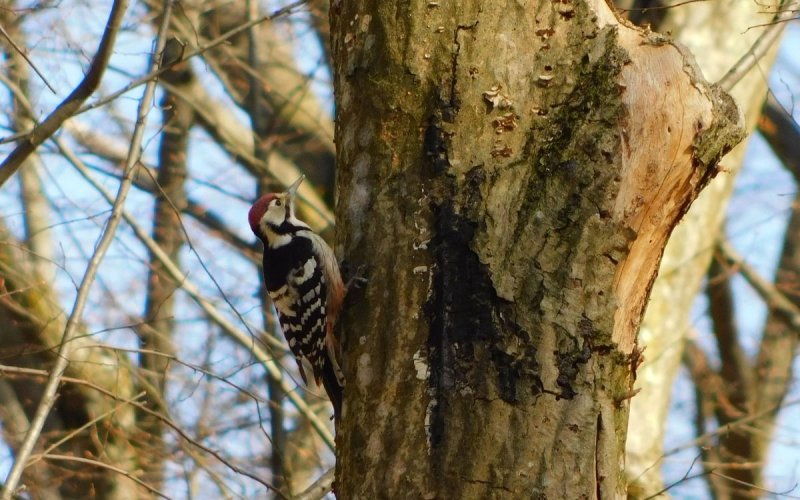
[286,175,305,197]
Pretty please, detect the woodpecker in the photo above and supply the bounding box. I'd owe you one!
[248,175,344,422]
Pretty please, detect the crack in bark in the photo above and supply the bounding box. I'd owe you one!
[595,413,603,500]
[459,475,513,493]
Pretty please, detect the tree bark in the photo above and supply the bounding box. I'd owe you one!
[332,1,742,497]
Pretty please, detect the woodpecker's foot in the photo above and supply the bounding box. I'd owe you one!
[341,261,368,292]
[345,265,368,291]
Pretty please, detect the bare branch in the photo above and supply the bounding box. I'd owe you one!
[137,33,195,489]
[76,0,309,117]
[0,23,56,94]
[62,120,261,259]
[717,0,800,91]
[706,258,753,409]
[758,92,800,179]
[0,10,55,282]
[717,240,800,329]
[664,395,800,456]
[56,138,336,450]
[38,455,169,499]
[26,392,148,469]
[0,381,62,500]
[0,0,309,146]
[0,364,284,495]
[0,0,128,188]
[0,1,170,496]
[292,468,334,500]
[160,78,334,231]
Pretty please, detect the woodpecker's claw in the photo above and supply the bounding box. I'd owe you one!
[344,264,368,292]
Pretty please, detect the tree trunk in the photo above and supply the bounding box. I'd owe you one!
[332,1,743,497]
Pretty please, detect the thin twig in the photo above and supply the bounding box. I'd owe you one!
[0,1,170,497]
[39,454,170,499]
[79,0,308,117]
[717,0,800,91]
[663,396,800,456]
[710,470,800,498]
[717,240,800,329]
[0,0,128,188]
[47,132,287,358]
[0,23,56,94]
[0,0,308,147]
[91,344,283,405]
[644,453,708,500]
[159,79,333,228]
[26,392,147,468]
[0,363,284,495]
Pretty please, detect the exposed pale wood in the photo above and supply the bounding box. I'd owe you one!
[625,0,784,495]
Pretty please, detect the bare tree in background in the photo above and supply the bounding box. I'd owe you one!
[619,1,800,498]
[0,0,796,498]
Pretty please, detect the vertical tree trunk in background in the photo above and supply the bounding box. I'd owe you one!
[2,8,55,284]
[749,100,800,497]
[332,1,742,497]
[138,36,193,490]
[624,1,784,496]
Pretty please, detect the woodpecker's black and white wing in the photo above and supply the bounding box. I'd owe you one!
[262,235,343,419]
[270,253,328,384]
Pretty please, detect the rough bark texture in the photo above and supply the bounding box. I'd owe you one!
[332,1,742,497]
[624,1,783,496]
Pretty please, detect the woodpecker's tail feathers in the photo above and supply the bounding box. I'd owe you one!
[320,356,343,425]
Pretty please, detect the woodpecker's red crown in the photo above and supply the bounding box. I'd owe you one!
[248,175,305,236]
[248,193,278,234]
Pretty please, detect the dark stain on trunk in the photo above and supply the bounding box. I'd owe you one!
[424,110,543,448]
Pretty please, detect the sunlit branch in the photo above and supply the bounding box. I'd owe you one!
[293,467,334,500]
[717,0,800,91]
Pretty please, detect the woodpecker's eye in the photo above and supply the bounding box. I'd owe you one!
[275,199,282,207]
